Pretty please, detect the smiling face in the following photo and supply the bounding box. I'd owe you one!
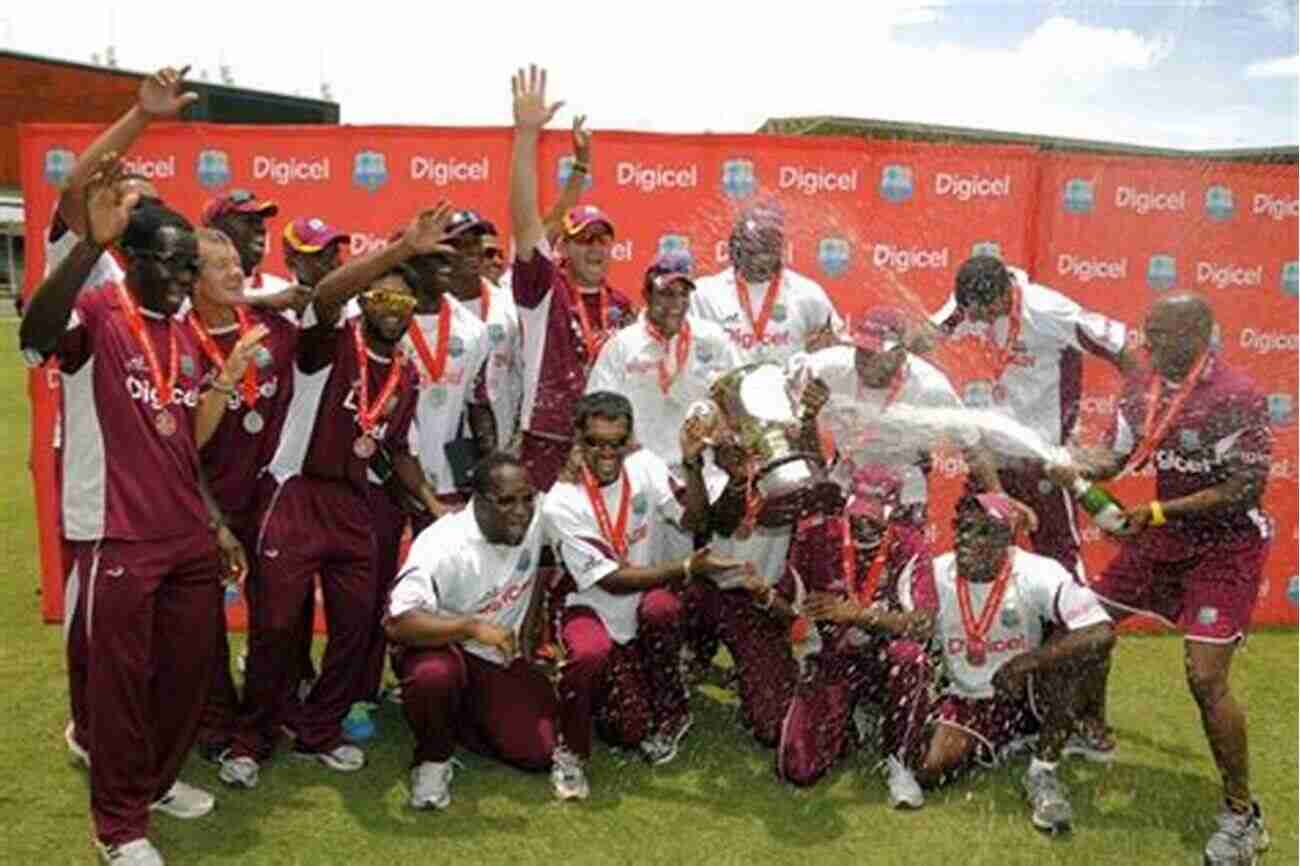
[645,277,692,337]
[474,463,537,546]
[285,240,343,288]
[359,273,417,348]
[954,507,1011,582]
[196,236,246,309]
[1144,295,1212,381]
[580,414,631,485]
[131,226,200,315]
[481,234,505,285]
[219,211,270,275]
[564,225,613,287]
[446,231,486,299]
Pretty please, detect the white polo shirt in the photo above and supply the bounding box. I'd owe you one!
[690,266,842,365]
[465,279,524,449]
[388,504,544,666]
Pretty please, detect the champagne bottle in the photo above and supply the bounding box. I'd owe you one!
[1070,477,1129,533]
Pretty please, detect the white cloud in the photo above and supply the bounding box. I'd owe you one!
[1017,16,1173,83]
[1245,55,1300,78]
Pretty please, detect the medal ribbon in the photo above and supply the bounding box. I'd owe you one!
[406,301,452,385]
[1121,351,1211,477]
[352,322,405,436]
[955,551,1013,654]
[645,317,692,395]
[580,465,631,562]
[558,263,611,361]
[848,520,895,607]
[187,307,259,408]
[117,283,178,408]
[981,280,1023,385]
[736,267,782,343]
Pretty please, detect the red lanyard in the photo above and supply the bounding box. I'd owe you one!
[847,519,894,606]
[116,283,178,407]
[188,307,259,408]
[580,465,631,562]
[407,302,451,386]
[1122,352,1210,476]
[352,322,405,435]
[988,281,1023,383]
[736,267,781,343]
[956,552,1013,653]
[645,318,692,394]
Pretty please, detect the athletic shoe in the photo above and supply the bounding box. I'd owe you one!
[1203,800,1270,866]
[95,838,164,866]
[550,746,590,801]
[65,720,90,768]
[1022,765,1072,833]
[149,780,215,819]
[1062,728,1117,764]
[409,760,454,810]
[292,743,365,772]
[639,715,693,766]
[996,733,1039,763]
[196,740,230,765]
[341,702,377,744]
[884,755,924,809]
[217,755,259,789]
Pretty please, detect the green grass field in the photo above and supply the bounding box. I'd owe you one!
[0,320,1295,866]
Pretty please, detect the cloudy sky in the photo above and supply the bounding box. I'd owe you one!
[4,1,1296,149]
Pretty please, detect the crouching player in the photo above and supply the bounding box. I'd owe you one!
[385,452,611,807]
[806,493,1114,832]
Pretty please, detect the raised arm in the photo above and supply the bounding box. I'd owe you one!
[58,66,197,236]
[509,65,563,262]
[542,114,590,243]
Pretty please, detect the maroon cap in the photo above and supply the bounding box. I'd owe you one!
[562,205,615,239]
[284,217,349,253]
[846,464,903,521]
[201,189,279,226]
[645,249,696,291]
[849,306,909,353]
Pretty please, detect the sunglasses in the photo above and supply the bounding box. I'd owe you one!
[570,230,612,247]
[361,288,418,312]
[583,434,630,453]
[482,248,504,261]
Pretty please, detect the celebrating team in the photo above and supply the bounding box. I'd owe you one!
[21,63,1273,866]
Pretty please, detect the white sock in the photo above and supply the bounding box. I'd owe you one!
[1030,757,1058,775]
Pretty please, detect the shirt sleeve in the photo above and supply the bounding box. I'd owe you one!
[297,299,347,374]
[930,293,959,329]
[544,495,621,591]
[387,537,447,619]
[1025,282,1126,359]
[510,239,558,309]
[585,337,622,394]
[384,372,420,456]
[647,454,686,526]
[53,288,107,373]
[798,278,843,335]
[1022,556,1110,630]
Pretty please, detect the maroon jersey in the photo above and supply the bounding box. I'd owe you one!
[1111,353,1272,559]
[196,307,299,516]
[51,281,210,541]
[266,306,418,493]
[512,240,636,439]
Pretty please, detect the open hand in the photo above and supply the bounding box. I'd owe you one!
[803,590,859,624]
[217,324,270,385]
[401,201,454,255]
[84,153,139,247]
[572,114,591,164]
[512,64,564,131]
[215,524,248,586]
[139,65,199,117]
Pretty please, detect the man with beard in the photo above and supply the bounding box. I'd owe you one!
[219,205,453,789]
[21,161,263,866]
[690,203,841,366]
[542,392,741,764]
[440,210,522,452]
[508,65,637,490]
[386,451,613,808]
[808,494,1114,833]
[1047,293,1273,865]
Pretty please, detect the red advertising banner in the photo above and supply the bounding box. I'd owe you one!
[18,123,1298,630]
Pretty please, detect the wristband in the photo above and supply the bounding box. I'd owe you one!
[570,161,589,175]
[1148,500,1167,527]
[210,378,237,396]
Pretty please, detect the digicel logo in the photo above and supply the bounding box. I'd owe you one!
[1252,194,1299,221]
[934,173,1010,200]
[1114,186,1186,214]
[872,243,949,271]
[1197,261,1262,289]
[350,232,389,256]
[410,156,490,185]
[610,239,633,262]
[253,156,330,186]
[1057,254,1127,281]
[714,240,796,264]
[121,155,176,179]
[779,166,859,196]
[615,162,698,192]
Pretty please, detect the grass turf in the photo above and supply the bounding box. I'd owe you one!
[0,320,1295,866]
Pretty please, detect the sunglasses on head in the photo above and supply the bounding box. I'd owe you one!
[361,288,417,312]
[583,434,629,453]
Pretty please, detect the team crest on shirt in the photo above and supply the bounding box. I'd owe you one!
[1180,429,1201,451]
[179,355,196,377]
[487,324,506,345]
[1000,605,1021,628]
[1196,606,1219,626]
[771,303,788,323]
[428,386,447,406]
[695,345,714,365]
[632,492,648,516]
[448,336,464,358]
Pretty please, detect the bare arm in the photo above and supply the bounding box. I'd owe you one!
[509,65,563,262]
[194,325,268,449]
[385,608,515,659]
[541,115,590,242]
[392,450,444,518]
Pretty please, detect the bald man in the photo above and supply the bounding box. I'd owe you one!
[1049,293,1273,865]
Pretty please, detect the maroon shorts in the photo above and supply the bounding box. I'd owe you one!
[1093,540,1269,643]
[932,689,1041,766]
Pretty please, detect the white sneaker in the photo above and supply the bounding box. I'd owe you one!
[65,721,90,768]
[884,755,924,809]
[218,755,259,789]
[149,780,215,819]
[550,747,590,801]
[409,760,454,810]
[95,838,164,866]
[639,715,693,766]
[293,743,365,772]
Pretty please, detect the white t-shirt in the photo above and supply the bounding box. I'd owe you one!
[690,266,843,366]
[542,449,685,644]
[586,313,740,470]
[930,266,1127,455]
[388,504,544,666]
[788,347,974,506]
[467,280,524,450]
[243,270,293,298]
[932,547,1110,700]
[404,297,491,495]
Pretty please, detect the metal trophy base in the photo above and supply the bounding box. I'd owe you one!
[752,455,838,527]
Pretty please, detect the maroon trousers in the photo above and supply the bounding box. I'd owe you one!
[71,534,222,846]
[230,476,376,760]
[593,589,690,747]
[397,606,611,767]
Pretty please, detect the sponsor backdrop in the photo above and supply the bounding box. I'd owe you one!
[17,123,1299,630]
